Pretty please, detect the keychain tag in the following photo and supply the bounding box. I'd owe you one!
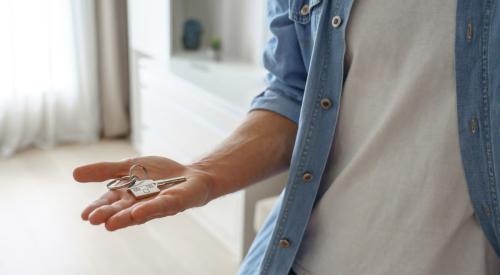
[127,180,161,200]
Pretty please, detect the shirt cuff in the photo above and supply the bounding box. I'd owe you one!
[248,89,302,124]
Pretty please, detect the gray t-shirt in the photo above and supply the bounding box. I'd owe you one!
[292,0,500,274]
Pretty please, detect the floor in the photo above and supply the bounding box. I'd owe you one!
[0,141,239,275]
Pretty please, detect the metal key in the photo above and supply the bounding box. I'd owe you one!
[127,176,187,200]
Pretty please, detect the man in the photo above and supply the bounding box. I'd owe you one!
[74,0,500,274]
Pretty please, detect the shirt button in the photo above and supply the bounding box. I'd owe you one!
[303,172,313,182]
[320,98,332,110]
[331,15,342,28]
[469,117,478,134]
[482,204,492,217]
[300,4,310,16]
[466,20,473,42]
[279,239,291,248]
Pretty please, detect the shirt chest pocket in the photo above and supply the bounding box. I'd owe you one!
[289,0,324,66]
[289,0,323,25]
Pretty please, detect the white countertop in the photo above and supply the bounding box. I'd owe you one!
[168,52,267,110]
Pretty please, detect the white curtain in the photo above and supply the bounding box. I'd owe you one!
[0,0,100,157]
[96,0,130,138]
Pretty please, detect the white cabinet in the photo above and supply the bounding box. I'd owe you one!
[127,0,170,62]
[127,0,286,261]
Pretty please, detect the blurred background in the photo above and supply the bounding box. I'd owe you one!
[0,0,288,274]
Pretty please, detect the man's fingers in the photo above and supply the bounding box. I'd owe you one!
[73,160,132,182]
[105,208,135,231]
[105,207,158,231]
[130,195,184,223]
[105,198,161,231]
[81,191,122,220]
[87,197,136,225]
[105,195,183,231]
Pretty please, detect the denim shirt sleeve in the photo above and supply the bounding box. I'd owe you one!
[249,0,307,124]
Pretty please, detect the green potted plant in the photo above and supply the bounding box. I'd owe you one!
[210,37,222,61]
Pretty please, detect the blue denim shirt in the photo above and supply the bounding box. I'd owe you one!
[238,0,500,274]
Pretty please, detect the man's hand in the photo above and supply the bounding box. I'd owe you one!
[73,156,214,231]
[74,110,297,232]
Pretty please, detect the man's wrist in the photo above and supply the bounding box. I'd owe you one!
[186,161,221,202]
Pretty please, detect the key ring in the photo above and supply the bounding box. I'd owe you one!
[106,164,149,190]
[128,164,149,179]
[106,175,137,190]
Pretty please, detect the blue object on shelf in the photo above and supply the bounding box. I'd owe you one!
[182,19,203,50]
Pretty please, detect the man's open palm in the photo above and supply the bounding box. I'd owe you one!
[73,156,214,231]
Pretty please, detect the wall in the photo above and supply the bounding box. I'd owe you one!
[171,0,267,65]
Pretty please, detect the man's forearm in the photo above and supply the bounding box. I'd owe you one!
[189,110,298,201]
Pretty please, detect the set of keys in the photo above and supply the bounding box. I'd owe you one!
[105,164,187,200]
